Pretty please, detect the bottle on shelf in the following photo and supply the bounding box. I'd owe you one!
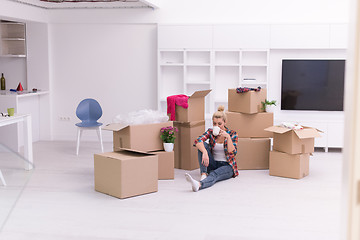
[0,73,5,90]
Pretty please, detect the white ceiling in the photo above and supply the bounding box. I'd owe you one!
[8,0,158,9]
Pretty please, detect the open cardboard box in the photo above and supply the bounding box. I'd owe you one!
[103,122,173,152]
[228,88,267,114]
[265,125,322,154]
[94,149,158,199]
[173,90,212,122]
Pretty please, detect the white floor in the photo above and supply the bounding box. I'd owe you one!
[0,141,343,240]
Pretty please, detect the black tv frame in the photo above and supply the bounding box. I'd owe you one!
[280,59,345,112]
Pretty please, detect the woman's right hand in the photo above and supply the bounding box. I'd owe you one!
[202,151,209,167]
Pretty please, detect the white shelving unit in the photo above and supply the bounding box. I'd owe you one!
[0,21,26,57]
[158,24,347,148]
[158,48,269,120]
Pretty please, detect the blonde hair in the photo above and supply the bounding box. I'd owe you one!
[212,105,227,122]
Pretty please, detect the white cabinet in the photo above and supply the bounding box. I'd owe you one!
[330,24,348,49]
[158,25,213,49]
[158,48,269,118]
[158,24,347,132]
[0,21,26,57]
[0,92,49,152]
[270,24,330,49]
[327,122,344,148]
[213,25,270,48]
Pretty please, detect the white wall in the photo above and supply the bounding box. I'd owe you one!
[0,57,27,89]
[49,23,157,141]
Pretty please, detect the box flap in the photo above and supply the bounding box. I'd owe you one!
[294,127,322,139]
[95,151,153,160]
[302,126,324,133]
[264,125,292,134]
[117,148,156,155]
[102,123,129,131]
[189,89,212,99]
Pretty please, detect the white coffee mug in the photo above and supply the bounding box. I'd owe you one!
[213,126,220,136]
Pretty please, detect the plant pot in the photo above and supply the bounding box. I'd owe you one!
[163,142,174,152]
[265,105,275,113]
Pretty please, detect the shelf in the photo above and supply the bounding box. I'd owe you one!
[2,38,25,41]
[186,64,211,66]
[0,22,25,25]
[0,54,26,58]
[241,81,267,84]
[160,63,184,66]
[186,66,210,83]
[215,64,240,67]
[215,51,240,65]
[0,21,26,56]
[186,82,210,85]
[241,50,268,65]
[160,51,184,64]
[241,64,267,67]
[186,51,210,64]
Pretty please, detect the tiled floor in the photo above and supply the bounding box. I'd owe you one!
[0,141,343,240]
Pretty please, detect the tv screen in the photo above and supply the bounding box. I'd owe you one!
[281,59,345,111]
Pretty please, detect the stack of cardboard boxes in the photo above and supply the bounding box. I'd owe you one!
[172,90,211,170]
[94,121,175,199]
[226,88,274,170]
[265,125,322,179]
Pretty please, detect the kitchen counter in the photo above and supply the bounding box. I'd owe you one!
[0,90,49,98]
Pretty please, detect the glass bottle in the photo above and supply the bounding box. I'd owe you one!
[0,73,5,90]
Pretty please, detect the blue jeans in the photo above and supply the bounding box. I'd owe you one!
[198,142,234,190]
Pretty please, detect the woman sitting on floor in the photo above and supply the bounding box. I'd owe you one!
[185,105,238,192]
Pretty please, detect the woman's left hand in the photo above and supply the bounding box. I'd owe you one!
[219,129,230,139]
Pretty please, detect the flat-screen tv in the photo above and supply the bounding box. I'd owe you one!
[281,59,345,111]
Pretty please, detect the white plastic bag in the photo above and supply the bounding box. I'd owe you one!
[113,109,169,126]
[281,122,303,130]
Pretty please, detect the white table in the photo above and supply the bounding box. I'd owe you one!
[0,114,33,170]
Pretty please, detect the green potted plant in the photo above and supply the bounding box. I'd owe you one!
[261,99,277,113]
[160,126,178,152]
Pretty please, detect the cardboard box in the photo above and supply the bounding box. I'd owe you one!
[236,138,270,170]
[94,150,158,199]
[103,122,173,152]
[174,90,211,122]
[174,120,205,170]
[228,88,267,114]
[269,150,310,179]
[151,151,174,180]
[226,112,274,138]
[264,125,321,154]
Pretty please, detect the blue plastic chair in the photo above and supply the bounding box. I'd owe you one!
[75,98,104,155]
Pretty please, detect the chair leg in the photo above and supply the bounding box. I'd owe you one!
[97,126,104,153]
[0,169,6,186]
[76,127,82,156]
